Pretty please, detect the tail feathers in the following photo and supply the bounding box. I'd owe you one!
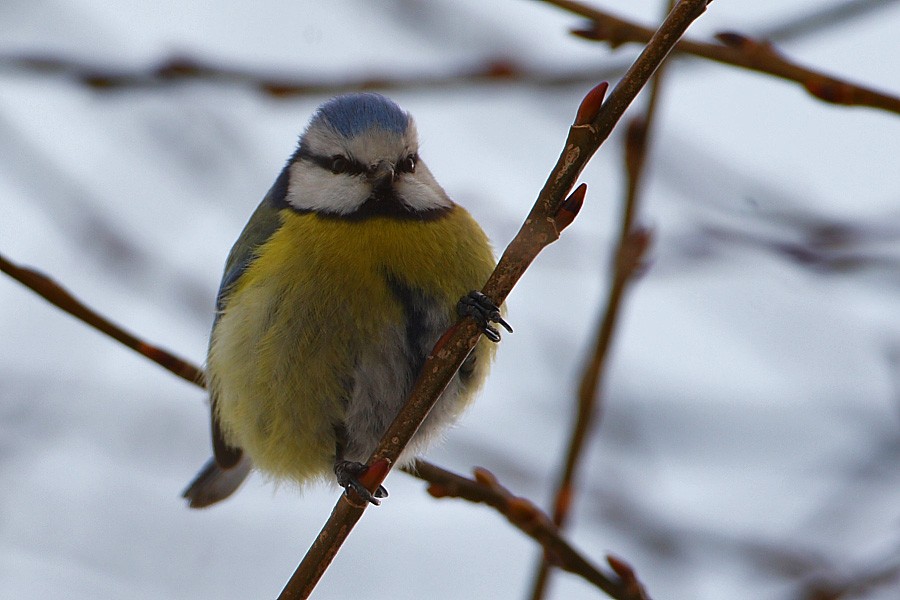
[182,455,252,509]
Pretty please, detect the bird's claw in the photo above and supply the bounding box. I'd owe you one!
[334,460,388,506]
[458,291,512,343]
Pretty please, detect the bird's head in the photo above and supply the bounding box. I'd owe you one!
[284,93,452,219]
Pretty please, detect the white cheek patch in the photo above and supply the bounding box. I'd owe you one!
[287,114,452,216]
[395,163,454,212]
[285,161,370,215]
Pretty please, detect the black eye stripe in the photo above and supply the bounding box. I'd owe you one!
[329,156,350,175]
[296,147,365,175]
[295,147,420,177]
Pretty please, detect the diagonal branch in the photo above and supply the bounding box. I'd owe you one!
[406,460,650,600]
[0,253,205,387]
[540,0,900,115]
[2,3,712,596]
[279,1,713,598]
[0,246,652,597]
[528,0,675,596]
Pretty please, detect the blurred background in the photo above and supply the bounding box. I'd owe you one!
[1,1,899,598]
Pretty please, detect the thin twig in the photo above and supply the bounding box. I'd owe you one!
[280,1,712,598]
[2,3,711,595]
[406,460,650,600]
[0,248,646,597]
[0,52,622,97]
[528,1,674,596]
[0,253,205,387]
[3,1,893,107]
[540,0,900,115]
[755,0,899,43]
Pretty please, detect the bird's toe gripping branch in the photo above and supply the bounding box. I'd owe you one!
[458,291,513,343]
[334,460,389,506]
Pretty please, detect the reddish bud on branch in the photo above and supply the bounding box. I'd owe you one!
[714,31,752,49]
[575,81,609,126]
[473,467,499,489]
[606,555,649,600]
[555,183,587,232]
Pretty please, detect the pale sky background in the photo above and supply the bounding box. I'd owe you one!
[2,1,900,599]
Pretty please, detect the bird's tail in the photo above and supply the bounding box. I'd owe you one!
[182,455,252,508]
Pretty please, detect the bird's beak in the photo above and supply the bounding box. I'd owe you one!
[369,160,396,199]
[369,159,396,184]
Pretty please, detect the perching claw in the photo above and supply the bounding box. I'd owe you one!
[458,291,512,343]
[334,460,388,506]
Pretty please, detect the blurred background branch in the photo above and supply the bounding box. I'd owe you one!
[0,246,643,597]
[0,252,205,386]
[2,0,899,598]
[2,0,897,113]
[282,0,714,590]
[0,52,622,96]
[542,0,900,114]
[408,460,650,600]
[528,1,672,597]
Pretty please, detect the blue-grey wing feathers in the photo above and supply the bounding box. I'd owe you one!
[214,168,289,316]
[207,167,289,472]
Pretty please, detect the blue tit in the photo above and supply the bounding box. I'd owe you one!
[183,93,509,508]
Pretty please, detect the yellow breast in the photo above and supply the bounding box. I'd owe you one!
[207,204,496,482]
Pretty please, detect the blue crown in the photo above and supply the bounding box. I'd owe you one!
[313,93,409,138]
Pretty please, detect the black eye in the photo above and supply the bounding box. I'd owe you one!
[398,153,417,174]
[330,156,350,175]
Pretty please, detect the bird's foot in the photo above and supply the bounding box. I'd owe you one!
[334,460,389,506]
[457,291,512,343]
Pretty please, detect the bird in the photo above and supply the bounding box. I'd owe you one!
[183,92,509,508]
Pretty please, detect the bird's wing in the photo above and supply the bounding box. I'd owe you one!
[209,168,289,468]
[214,173,288,316]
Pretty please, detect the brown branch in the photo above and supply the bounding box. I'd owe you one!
[528,2,674,598]
[755,0,898,44]
[0,252,205,387]
[3,3,710,595]
[540,0,900,115]
[3,243,643,598]
[280,1,712,598]
[0,244,630,584]
[1,246,648,597]
[406,460,650,600]
[2,245,639,597]
[0,52,623,97]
